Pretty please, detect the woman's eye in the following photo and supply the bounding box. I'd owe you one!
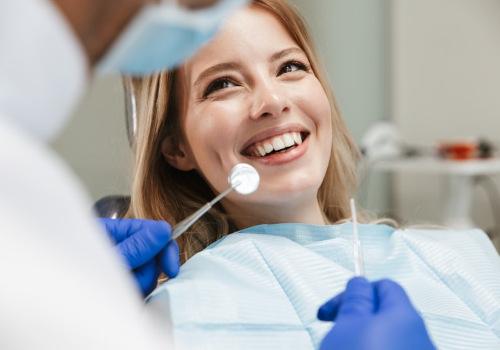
[278,60,309,76]
[203,78,237,98]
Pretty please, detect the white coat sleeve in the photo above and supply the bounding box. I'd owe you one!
[0,0,173,348]
[0,121,173,349]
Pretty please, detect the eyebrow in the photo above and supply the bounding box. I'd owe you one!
[193,47,304,88]
[193,62,242,88]
[269,47,304,63]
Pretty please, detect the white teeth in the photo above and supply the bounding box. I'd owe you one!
[293,132,302,145]
[272,137,286,151]
[247,131,306,157]
[257,145,266,156]
[283,133,294,147]
[263,143,273,153]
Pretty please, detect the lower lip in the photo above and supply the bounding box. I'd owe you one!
[244,136,309,166]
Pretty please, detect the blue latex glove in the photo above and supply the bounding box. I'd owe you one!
[100,218,180,296]
[318,277,436,350]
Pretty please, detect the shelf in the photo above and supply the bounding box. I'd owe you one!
[373,157,500,176]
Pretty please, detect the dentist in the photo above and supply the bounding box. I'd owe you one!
[0,0,247,348]
[0,0,434,349]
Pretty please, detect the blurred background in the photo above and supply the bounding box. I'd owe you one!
[50,0,500,249]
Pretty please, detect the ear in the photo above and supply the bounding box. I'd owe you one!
[161,137,196,171]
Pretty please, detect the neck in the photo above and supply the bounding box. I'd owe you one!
[223,194,326,230]
[52,0,148,65]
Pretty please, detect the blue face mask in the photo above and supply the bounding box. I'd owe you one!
[97,0,249,75]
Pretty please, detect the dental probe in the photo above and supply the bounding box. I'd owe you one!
[172,163,260,240]
[350,198,365,276]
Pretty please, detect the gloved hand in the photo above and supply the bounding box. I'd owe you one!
[100,218,180,297]
[317,277,436,350]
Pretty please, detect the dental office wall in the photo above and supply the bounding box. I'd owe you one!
[291,0,391,213]
[50,78,132,201]
[391,0,500,246]
[50,0,391,212]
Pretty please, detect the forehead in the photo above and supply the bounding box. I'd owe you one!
[184,6,299,82]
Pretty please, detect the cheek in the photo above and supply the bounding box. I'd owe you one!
[308,81,332,126]
[188,100,245,152]
[293,78,333,141]
[183,99,249,187]
[318,98,333,167]
[297,79,333,171]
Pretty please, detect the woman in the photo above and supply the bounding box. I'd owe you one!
[125,1,500,349]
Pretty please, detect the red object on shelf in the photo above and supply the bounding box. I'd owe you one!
[439,142,477,160]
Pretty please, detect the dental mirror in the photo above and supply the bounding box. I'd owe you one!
[172,163,259,239]
[229,163,260,195]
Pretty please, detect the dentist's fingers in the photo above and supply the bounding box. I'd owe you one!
[373,279,413,312]
[317,293,343,321]
[158,239,180,278]
[335,277,375,320]
[318,277,375,322]
[117,221,172,269]
[134,260,160,296]
[99,218,137,244]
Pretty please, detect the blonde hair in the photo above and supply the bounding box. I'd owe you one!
[126,0,363,261]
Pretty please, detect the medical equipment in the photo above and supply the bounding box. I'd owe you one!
[350,198,364,276]
[98,0,249,75]
[361,122,404,161]
[172,163,259,239]
[360,122,500,232]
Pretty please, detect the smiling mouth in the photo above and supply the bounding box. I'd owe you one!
[241,131,310,158]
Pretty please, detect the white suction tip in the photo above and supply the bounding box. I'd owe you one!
[228,163,260,195]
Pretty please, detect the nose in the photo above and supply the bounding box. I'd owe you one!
[249,79,288,120]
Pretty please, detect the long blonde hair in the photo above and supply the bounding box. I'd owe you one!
[126,0,361,261]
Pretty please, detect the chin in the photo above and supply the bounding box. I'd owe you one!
[255,178,323,204]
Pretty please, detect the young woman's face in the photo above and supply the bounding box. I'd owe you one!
[175,6,332,209]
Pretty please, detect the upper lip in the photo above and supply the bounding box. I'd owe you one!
[239,124,309,154]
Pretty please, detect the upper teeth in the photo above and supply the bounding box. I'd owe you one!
[250,132,303,157]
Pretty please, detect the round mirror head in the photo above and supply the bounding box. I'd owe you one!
[228,163,260,195]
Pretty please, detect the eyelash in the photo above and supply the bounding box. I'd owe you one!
[203,77,237,98]
[202,60,310,99]
[278,60,310,75]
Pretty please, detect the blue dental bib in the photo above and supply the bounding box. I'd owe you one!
[147,223,500,349]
